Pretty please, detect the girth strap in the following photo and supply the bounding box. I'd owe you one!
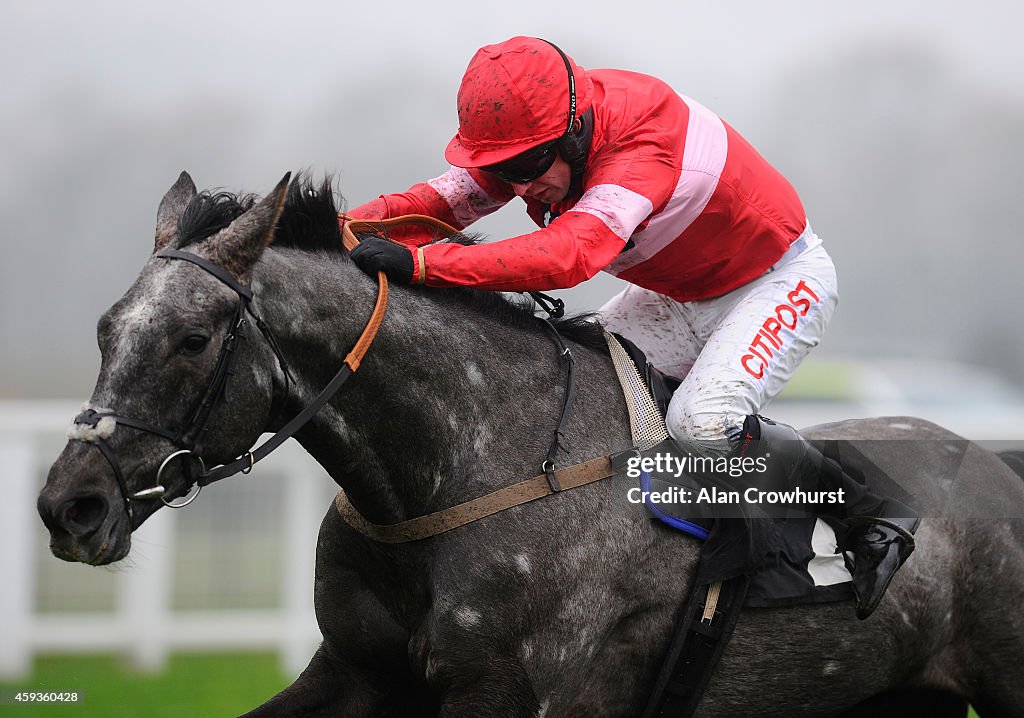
[641,575,749,718]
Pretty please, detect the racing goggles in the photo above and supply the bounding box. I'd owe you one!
[482,140,559,184]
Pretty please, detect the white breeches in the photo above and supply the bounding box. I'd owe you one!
[600,226,838,454]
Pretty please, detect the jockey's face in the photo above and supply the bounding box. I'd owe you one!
[509,154,572,205]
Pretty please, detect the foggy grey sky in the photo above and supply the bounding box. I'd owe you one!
[5,1,1022,110]
[2,1,1023,399]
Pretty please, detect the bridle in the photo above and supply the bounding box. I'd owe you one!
[71,211,580,538]
[71,217,398,523]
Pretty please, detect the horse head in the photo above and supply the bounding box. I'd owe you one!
[38,171,292,565]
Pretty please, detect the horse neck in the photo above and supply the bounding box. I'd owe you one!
[252,248,570,524]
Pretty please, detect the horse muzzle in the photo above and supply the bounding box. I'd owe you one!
[37,489,131,565]
[39,446,134,565]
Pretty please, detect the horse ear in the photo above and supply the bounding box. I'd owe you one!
[154,171,197,253]
[207,172,292,282]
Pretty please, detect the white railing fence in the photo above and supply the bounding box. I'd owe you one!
[2,399,1020,682]
[0,401,337,681]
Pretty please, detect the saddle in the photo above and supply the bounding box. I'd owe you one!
[608,332,854,603]
[605,332,854,718]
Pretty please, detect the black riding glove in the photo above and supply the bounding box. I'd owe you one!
[350,237,415,285]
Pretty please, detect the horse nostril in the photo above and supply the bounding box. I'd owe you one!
[58,496,109,536]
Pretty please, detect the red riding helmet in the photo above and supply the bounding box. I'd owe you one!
[444,36,594,169]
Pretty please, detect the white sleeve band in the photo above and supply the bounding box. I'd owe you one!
[426,167,507,227]
[570,184,655,241]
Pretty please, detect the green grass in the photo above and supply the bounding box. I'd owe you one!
[1,654,984,717]
[0,653,292,717]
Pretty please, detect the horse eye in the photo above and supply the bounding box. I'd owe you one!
[181,334,209,355]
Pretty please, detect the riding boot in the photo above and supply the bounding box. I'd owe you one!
[734,415,920,620]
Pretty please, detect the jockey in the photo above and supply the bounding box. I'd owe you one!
[346,36,918,619]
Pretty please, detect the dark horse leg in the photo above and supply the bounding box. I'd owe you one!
[238,644,430,718]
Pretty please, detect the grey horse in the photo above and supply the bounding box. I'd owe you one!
[38,173,1024,717]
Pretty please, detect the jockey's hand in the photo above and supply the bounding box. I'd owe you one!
[350,236,415,284]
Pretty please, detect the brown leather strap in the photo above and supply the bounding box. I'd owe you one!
[339,214,461,250]
[337,214,461,370]
[334,454,615,543]
[341,268,387,373]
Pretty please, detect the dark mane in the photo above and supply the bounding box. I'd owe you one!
[193,174,608,351]
[273,173,346,252]
[437,290,608,351]
[177,191,256,247]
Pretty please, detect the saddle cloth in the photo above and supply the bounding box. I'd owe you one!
[606,331,853,608]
